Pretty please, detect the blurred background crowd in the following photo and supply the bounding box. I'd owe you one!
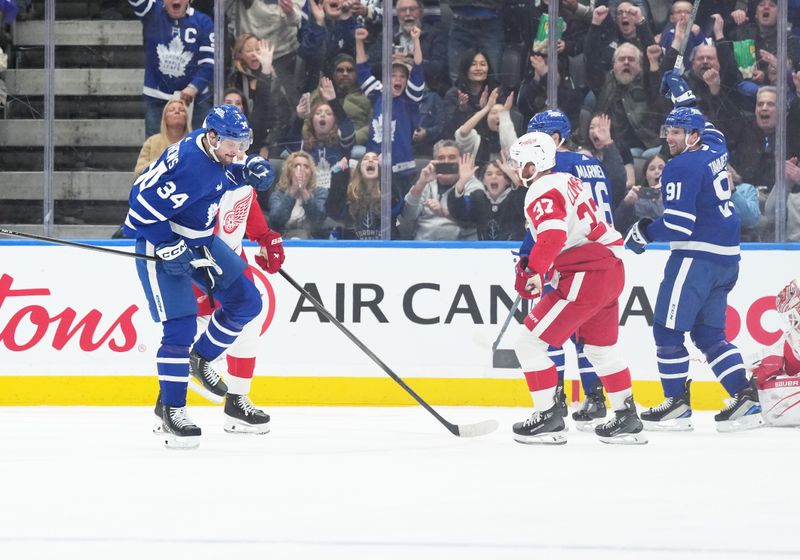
[1,0,798,242]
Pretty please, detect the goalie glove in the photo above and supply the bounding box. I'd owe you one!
[243,154,275,192]
[624,218,652,255]
[254,229,284,274]
[660,70,697,108]
[514,257,544,300]
[753,354,785,388]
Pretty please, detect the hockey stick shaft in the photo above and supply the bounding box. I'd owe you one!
[279,268,466,437]
[492,294,521,352]
[0,228,158,261]
[1,228,216,307]
[673,0,701,74]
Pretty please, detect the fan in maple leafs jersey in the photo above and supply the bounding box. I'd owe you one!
[507,132,646,446]
[129,0,214,135]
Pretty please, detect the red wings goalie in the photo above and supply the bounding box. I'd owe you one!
[751,278,800,427]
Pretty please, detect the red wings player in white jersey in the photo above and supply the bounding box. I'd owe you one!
[507,132,646,445]
[182,175,284,434]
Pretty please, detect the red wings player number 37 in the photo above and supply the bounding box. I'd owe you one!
[506,132,647,446]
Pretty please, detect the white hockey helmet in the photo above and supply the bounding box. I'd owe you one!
[508,132,557,186]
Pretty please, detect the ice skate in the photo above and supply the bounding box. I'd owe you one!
[555,381,569,432]
[595,396,648,445]
[715,379,765,432]
[224,393,271,434]
[162,406,201,449]
[640,380,694,431]
[572,383,607,432]
[513,402,567,445]
[153,392,164,434]
[188,350,228,403]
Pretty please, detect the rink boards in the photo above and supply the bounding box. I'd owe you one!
[0,240,796,408]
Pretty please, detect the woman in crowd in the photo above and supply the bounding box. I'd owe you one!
[268,151,328,239]
[446,154,526,241]
[228,34,275,158]
[442,48,499,140]
[287,77,355,189]
[134,98,190,176]
[454,88,516,167]
[326,152,404,239]
[613,153,666,234]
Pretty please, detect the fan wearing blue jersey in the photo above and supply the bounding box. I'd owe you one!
[124,104,276,448]
[128,0,214,137]
[624,83,764,433]
[519,109,615,431]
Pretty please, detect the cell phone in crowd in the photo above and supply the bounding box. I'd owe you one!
[434,162,459,174]
[639,186,661,200]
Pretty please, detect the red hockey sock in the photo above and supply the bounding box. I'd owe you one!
[227,356,255,379]
[524,365,558,411]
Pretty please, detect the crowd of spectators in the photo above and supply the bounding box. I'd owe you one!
[124,0,800,241]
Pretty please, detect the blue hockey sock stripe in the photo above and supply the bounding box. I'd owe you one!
[548,346,566,382]
[157,344,189,407]
[657,347,690,398]
[193,309,243,362]
[706,342,748,396]
[577,349,600,393]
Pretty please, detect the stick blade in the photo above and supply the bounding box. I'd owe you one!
[492,349,520,369]
[454,419,499,438]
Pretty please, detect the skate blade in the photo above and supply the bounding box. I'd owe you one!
[224,416,271,435]
[513,432,567,445]
[598,432,648,445]
[642,418,694,432]
[574,419,605,432]
[164,433,201,449]
[188,377,225,404]
[716,413,765,433]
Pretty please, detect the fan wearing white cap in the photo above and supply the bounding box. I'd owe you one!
[507,132,647,446]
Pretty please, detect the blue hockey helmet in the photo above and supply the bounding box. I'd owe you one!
[527,109,571,144]
[203,104,253,152]
[660,107,705,138]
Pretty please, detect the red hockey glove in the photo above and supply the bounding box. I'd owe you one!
[514,258,544,300]
[753,354,785,388]
[255,229,284,274]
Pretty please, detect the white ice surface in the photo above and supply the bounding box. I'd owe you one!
[0,406,798,560]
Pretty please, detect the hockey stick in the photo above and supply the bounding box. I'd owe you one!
[673,0,701,75]
[0,228,159,261]
[492,294,522,369]
[0,228,216,308]
[278,269,499,438]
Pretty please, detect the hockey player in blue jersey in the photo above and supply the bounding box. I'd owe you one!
[624,72,764,432]
[519,109,614,430]
[124,104,276,448]
[128,0,214,137]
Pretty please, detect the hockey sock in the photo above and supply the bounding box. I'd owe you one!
[524,365,558,411]
[704,341,748,396]
[598,368,633,411]
[576,343,600,394]
[226,356,255,395]
[548,345,566,383]
[193,309,245,362]
[657,345,690,398]
[157,344,190,407]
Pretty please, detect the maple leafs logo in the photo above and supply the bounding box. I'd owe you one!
[206,202,219,228]
[156,36,192,79]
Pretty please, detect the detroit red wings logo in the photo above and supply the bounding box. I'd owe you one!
[223,196,252,234]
